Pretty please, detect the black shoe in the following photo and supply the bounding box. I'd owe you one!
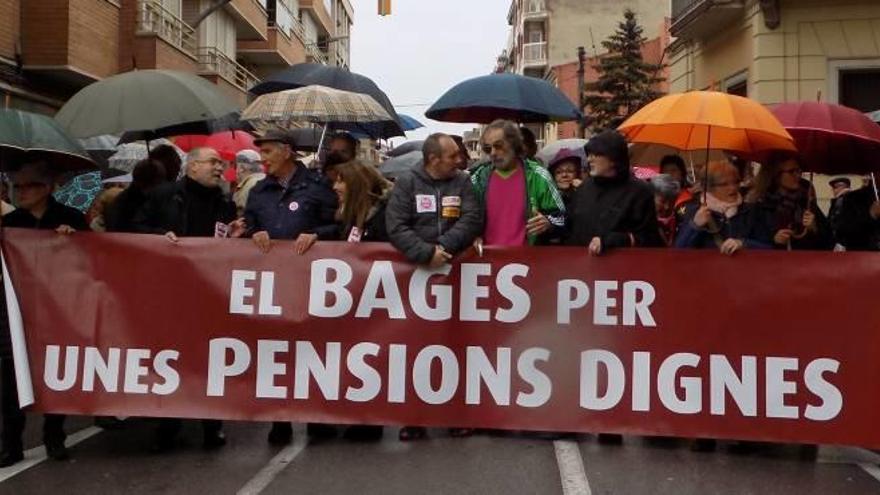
[307,423,338,441]
[597,433,623,445]
[268,422,293,446]
[343,425,383,442]
[45,441,69,461]
[203,430,227,450]
[0,449,24,467]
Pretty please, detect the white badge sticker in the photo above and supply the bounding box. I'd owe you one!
[347,226,362,243]
[415,194,437,213]
[214,222,230,239]
[288,201,300,212]
[441,196,462,207]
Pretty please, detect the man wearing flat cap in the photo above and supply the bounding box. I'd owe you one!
[243,130,338,445]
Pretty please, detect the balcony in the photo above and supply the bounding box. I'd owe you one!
[20,0,120,88]
[299,0,334,37]
[137,0,197,57]
[227,0,269,41]
[306,44,328,65]
[522,0,548,22]
[671,0,745,40]
[522,41,547,69]
[238,0,307,70]
[198,47,260,93]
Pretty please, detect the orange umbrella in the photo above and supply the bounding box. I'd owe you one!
[618,91,797,160]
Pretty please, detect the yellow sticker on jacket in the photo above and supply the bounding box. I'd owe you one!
[442,206,460,218]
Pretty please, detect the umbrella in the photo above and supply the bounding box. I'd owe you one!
[55,69,240,139]
[770,102,880,175]
[867,110,880,123]
[618,91,796,161]
[78,134,119,167]
[426,73,583,124]
[380,150,422,180]
[628,143,728,168]
[0,109,95,173]
[243,85,394,127]
[174,130,258,161]
[388,140,425,158]
[250,63,404,139]
[54,171,102,212]
[398,114,425,131]
[536,138,587,167]
[108,140,184,173]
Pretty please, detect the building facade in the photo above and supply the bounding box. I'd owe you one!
[0,0,353,114]
[495,0,670,146]
[668,0,880,208]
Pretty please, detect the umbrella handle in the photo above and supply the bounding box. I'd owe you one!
[873,173,879,203]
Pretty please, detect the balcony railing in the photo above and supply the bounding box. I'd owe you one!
[136,0,197,57]
[270,0,305,41]
[522,41,547,66]
[671,0,745,38]
[306,44,328,64]
[523,0,547,17]
[198,47,260,92]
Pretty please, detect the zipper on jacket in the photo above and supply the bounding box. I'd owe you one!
[434,185,442,239]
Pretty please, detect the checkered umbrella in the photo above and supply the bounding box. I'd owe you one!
[241,85,394,131]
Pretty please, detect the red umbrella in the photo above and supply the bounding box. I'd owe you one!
[769,102,880,175]
[633,166,659,181]
[174,131,258,162]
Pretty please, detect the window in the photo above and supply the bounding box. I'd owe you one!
[159,0,181,16]
[839,70,880,112]
[200,7,236,58]
[724,71,748,97]
[528,29,544,43]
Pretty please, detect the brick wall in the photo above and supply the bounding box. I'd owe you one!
[68,0,120,77]
[0,0,20,61]
[21,0,71,67]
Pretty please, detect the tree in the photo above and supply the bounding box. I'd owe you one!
[584,10,665,133]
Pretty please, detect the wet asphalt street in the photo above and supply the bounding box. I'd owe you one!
[2,413,880,494]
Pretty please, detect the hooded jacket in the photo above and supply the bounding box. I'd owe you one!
[385,165,483,264]
[565,130,663,249]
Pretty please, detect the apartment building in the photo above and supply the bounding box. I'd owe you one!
[0,0,353,114]
[495,0,669,145]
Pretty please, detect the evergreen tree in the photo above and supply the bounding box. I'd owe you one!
[584,10,665,132]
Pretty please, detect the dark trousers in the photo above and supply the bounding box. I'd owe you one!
[1,358,66,452]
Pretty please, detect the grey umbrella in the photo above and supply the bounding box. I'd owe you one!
[387,140,424,158]
[55,69,240,139]
[536,139,588,167]
[380,150,422,180]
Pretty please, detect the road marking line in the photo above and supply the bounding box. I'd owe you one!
[817,446,880,465]
[554,439,591,495]
[0,426,103,483]
[858,463,880,483]
[237,427,308,495]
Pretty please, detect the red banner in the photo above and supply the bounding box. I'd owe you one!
[4,229,880,447]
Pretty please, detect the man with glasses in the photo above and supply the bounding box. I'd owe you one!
[469,119,565,248]
[0,161,87,467]
[133,147,240,451]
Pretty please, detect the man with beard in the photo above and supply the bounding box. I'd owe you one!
[469,120,565,248]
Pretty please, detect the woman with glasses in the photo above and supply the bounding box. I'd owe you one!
[675,160,774,255]
[745,155,833,251]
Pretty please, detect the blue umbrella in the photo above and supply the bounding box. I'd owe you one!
[398,114,424,131]
[426,73,583,124]
[54,171,102,213]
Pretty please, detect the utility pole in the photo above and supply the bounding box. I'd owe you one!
[577,46,587,138]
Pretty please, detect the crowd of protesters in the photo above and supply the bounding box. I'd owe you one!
[1,119,879,467]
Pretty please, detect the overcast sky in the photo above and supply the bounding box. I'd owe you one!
[349,0,511,144]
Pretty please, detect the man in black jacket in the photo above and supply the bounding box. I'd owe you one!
[565,130,663,255]
[834,181,880,251]
[385,133,483,267]
[1,162,87,467]
[132,147,239,451]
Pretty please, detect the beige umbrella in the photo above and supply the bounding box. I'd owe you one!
[242,85,394,130]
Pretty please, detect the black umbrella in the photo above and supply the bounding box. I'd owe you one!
[250,63,404,139]
[387,140,424,157]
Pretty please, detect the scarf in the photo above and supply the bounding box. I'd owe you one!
[705,192,742,219]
